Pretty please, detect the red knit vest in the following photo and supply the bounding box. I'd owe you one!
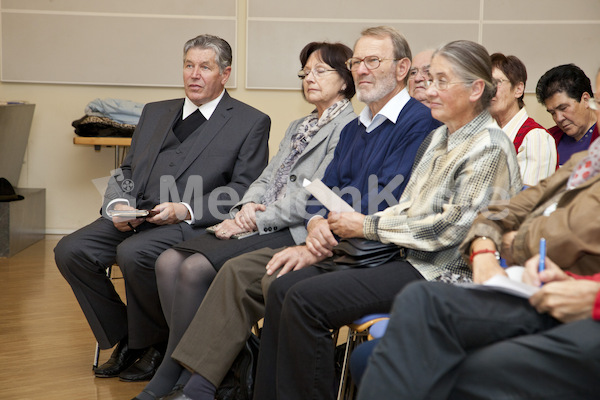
[513,117,546,152]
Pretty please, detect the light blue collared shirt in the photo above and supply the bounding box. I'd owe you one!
[358,88,411,133]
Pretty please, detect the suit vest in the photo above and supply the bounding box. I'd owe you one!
[137,121,201,210]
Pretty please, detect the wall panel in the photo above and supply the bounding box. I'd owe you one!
[1,0,237,87]
[247,0,600,91]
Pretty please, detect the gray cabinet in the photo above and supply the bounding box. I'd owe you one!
[0,103,45,257]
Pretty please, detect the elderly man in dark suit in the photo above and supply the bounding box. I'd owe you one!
[54,34,270,382]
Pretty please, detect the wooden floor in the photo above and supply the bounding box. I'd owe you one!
[0,235,146,400]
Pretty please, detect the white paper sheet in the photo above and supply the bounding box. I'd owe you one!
[303,178,354,213]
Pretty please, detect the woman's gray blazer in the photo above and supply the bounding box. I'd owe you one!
[231,105,356,244]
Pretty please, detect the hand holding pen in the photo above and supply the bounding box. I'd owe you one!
[522,252,571,287]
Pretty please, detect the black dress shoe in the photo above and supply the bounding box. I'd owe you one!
[158,387,192,400]
[119,346,164,382]
[94,340,145,378]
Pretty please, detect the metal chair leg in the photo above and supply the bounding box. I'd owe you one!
[93,342,101,369]
[336,315,390,399]
[337,328,355,400]
[92,264,113,368]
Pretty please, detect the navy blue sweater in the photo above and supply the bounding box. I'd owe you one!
[306,98,440,220]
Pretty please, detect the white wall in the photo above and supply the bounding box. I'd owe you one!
[1,0,558,233]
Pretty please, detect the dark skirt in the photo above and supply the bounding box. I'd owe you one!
[172,228,295,271]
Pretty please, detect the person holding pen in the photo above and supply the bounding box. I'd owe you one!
[355,253,600,400]
[354,94,600,397]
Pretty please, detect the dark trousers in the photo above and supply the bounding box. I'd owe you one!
[253,260,424,400]
[170,244,294,387]
[54,217,195,349]
[356,281,600,400]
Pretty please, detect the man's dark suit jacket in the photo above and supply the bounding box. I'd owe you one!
[103,90,271,227]
[54,90,270,350]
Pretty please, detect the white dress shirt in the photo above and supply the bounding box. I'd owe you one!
[502,107,557,186]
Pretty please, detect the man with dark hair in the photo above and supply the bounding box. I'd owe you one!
[54,34,270,381]
[536,64,597,165]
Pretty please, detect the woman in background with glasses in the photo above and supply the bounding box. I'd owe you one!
[489,53,557,186]
[132,41,356,400]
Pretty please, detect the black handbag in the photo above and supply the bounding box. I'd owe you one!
[215,333,260,400]
[330,238,404,268]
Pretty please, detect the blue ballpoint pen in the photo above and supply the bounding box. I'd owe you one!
[538,238,546,275]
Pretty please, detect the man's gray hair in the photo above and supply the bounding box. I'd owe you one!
[360,26,412,63]
[183,34,232,73]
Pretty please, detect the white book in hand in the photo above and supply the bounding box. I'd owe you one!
[461,266,539,299]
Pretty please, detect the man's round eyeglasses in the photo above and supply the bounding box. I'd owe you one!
[297,68,336,80]
[345,56,400,71]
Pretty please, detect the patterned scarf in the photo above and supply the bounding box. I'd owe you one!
[262,98,350,206]
[566,137,600,189]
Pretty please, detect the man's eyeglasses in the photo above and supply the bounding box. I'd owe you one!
[345,56,400,71]
[493,78,510,87]
[424,79,466,91]
[297,67,336,80]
